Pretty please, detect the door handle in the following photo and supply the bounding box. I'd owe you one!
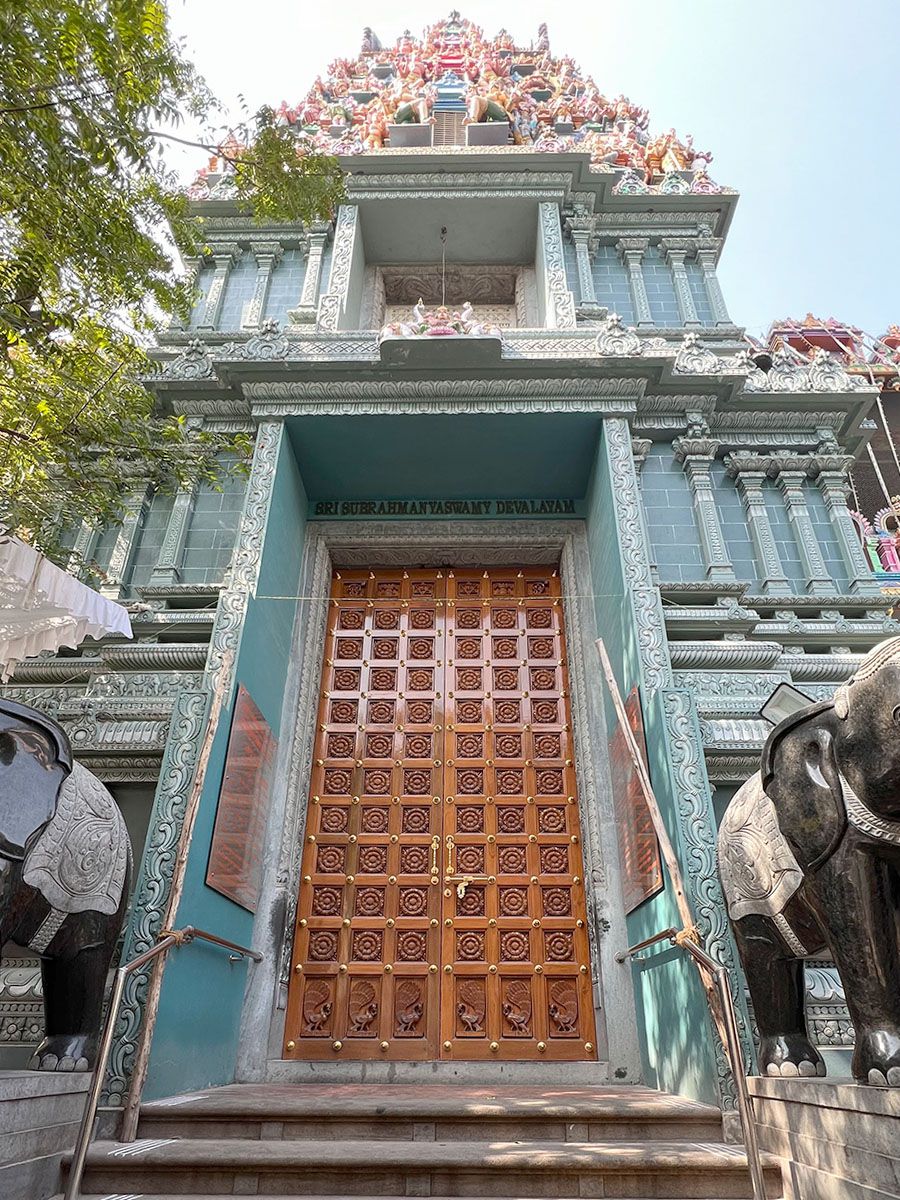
[430,835,440,875]
[445,874,490,900]
[445,834,455,875]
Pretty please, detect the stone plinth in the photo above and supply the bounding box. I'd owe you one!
[387,123,433,147]
[750,1076,900,1198]
[465,122,510,145]
[0,1070,90,1200]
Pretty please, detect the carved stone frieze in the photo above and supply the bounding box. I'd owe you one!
[87,671,204,699]
[673,670,790,697]
[0,957,44,1044]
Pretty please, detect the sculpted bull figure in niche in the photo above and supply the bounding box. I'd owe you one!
[0,699,131,1070]
[718,638,900,1086]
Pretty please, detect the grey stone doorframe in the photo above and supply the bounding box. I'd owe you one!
[236,519,641,1082]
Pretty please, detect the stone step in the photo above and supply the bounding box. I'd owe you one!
[75,1137,784,1198]
[139,1084,724,1143]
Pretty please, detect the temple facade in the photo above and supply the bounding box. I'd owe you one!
[3,15,897,1121]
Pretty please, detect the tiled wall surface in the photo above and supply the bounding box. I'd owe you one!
[561,240,719,327]
[589,244,635,322]
[642,447,851,590]
[179,458,247,585]
[641,245,682,326]
[641,447,706,582]
[129,492,175,588]
[263,248,306,320]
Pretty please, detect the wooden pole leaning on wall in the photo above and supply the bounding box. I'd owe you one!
[120,650,234,1142]
[595,638,695,935]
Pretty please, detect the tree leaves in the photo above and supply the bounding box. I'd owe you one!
[0,1,344,561]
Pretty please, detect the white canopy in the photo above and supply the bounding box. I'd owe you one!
[0,531,132,681]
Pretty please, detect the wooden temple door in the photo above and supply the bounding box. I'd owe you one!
[284,567,597,1062]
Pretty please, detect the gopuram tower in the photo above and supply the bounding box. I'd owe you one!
[2,19,896,1196]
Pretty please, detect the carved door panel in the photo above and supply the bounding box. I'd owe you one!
[440,568,597,1060]
[284,569,445,1060]
[285,567,597,1062]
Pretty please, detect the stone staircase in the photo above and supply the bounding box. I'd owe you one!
[59,1083,784,1198]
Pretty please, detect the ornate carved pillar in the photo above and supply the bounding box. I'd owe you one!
[290,224,330,324]
[198,244,241,330]
[771,454,836,595]
[538,201,576,329]
[149,486,196,586]
[317,207,359,332]
[567,219,599,308]
[616,238,653,327]
[67,521,99,577]
[169,253,204,331]
[695,237,731,326]
[100,485,151,599]
[243,243,283,329]
[725,453,791,595]
[632,437,657,581]
[813,455,882,594]
[661,239,701,327]
[673,436,736,582]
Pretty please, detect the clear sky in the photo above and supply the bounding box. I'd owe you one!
[166,0,899,339]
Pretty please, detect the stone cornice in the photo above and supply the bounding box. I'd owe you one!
[347,170,572,203]
[246,376,641,418]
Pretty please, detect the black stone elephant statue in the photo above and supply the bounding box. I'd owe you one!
[0,698,131,1070]
[718,637,900,1086]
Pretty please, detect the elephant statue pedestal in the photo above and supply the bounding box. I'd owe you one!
[718,638,900,1087]
[748,1076,900,1200]
[0,699,131,1071]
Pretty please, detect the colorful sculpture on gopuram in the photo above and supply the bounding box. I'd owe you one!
[753,315,900,586]
[189,13,721,195]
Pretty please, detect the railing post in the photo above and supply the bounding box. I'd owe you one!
[63,928,261,1200]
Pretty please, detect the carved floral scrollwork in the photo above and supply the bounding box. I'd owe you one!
[103,689,210,1105]
[674,331,722,375]
[161,339,214,380]
[596,313,641,357]
[221,320,291,361]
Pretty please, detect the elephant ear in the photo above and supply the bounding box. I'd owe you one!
[763,714,847,873]
[802,727,847,871]
[0,705,71,862]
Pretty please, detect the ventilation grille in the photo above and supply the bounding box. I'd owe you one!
[433,112,466,147]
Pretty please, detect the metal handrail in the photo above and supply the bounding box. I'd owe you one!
[64,925,263,1200]
[616,926,768,1200]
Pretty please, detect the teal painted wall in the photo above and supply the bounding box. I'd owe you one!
[584,427,719,1105]
[145,429,307,1099]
